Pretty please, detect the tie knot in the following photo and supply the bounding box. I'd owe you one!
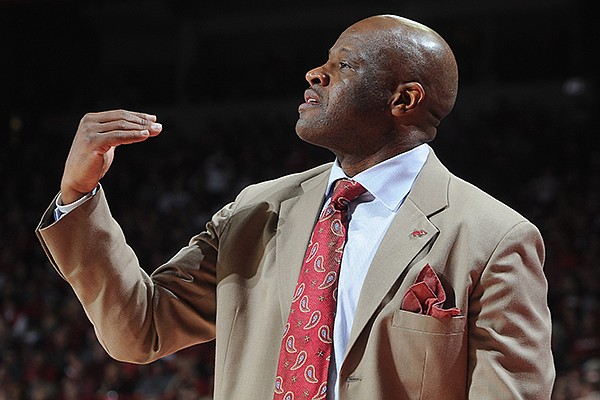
[330,179,366,209]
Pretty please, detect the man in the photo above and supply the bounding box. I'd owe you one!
[36,14,554,399]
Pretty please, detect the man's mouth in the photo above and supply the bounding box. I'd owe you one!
[303,88,320,105]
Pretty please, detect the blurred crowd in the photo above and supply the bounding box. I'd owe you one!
[0,89,598,399]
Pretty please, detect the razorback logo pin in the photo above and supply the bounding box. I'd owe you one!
[411,229,427,238]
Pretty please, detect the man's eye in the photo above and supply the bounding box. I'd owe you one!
[340,61,352,70]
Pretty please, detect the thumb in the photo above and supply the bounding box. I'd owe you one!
[100,146,116,179]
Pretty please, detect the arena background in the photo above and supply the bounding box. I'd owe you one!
[0,0,596,398]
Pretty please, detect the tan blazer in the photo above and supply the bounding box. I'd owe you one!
[36,149,554,399]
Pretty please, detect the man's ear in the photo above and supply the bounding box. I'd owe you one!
[390,82,425,117]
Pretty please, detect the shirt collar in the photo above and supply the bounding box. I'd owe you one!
[326,143,430,211]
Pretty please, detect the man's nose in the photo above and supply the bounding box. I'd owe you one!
[305,67,330,86]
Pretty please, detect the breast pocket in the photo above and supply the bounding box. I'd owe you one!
[387,310,468,399]
[391,309,466,334]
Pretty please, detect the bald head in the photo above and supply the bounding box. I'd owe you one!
[342,15,459,138]
[296,14,460,174]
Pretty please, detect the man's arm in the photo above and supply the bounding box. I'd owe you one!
[467,221,555,399]
[36,109,219,362]
[36,184,222,363]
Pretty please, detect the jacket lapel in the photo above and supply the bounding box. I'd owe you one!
[345,149,451,356]
[275,169,331,320]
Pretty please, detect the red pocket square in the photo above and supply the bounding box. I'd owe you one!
[401,264,461,318]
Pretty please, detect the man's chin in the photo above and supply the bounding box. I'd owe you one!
[295,121,318,145]
[295,124,333,153]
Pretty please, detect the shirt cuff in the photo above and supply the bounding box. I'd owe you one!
[53,186,98,221]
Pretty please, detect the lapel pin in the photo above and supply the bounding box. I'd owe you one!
[411,229,427,238]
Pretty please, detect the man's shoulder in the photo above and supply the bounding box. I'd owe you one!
[447,173,529,226]
[234,162,333,205]
[418,152,535,237]
[438,173,545,254]
[420,151,536,233]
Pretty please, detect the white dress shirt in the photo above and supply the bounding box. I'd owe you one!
[53,187,97,220]
[324,144,429,400]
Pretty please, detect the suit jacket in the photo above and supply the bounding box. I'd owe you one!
[36,149,555,399]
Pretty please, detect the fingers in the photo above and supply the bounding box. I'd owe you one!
[104,126,164,146]
[97,119,162,137]
[94,125,161,149]
[79,109,163,149]
[87,109,156,124]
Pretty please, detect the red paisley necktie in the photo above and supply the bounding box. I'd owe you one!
[274,179,366,400]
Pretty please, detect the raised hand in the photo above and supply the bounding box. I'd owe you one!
[60,110,163,204]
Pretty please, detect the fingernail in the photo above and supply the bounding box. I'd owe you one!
[141,130,150,136]
[151,123,162,130]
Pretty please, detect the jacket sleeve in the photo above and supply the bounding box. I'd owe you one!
[467,220,555,399]
[35,186,229,364]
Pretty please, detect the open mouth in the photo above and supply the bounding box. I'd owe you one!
[304,89,320,105]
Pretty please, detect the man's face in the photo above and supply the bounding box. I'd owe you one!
[295,25,394,156]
